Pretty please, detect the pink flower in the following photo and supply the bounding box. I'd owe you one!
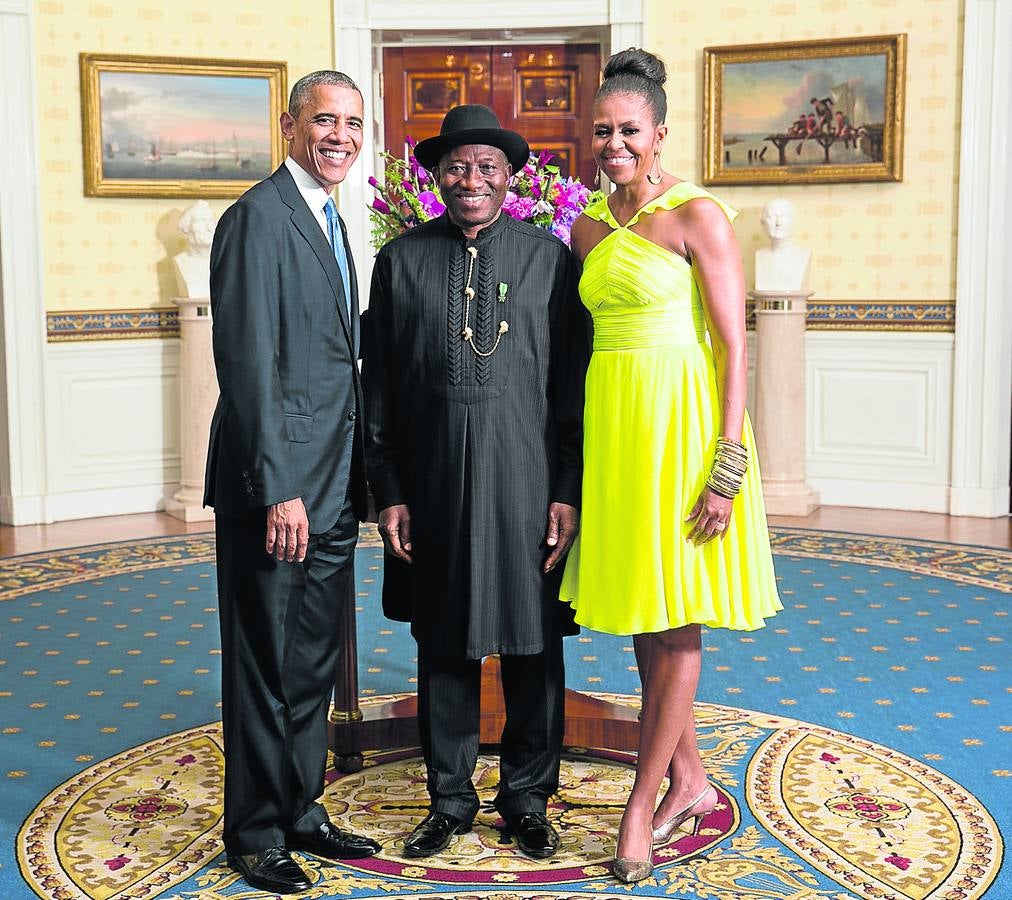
[105,855,131,871]
[372,198,392,215]
[502,192,537,220]
[885,854,911,870]
[367,175,380,188]
[820,752,840,764]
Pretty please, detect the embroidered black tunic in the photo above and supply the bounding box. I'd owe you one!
[362,212,590,659]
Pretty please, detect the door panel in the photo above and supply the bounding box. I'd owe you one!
[382,47,492,161]
[492,44,600,186]
[383,43,600,186]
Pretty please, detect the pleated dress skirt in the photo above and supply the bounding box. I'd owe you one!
[559,320,782,636]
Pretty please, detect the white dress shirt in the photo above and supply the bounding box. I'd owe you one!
[284,155,332,237]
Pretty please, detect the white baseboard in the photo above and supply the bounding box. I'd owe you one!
[948,485,1010,518]
[0,493,48,526]
[810,477,951,514]
[42,483,181,524]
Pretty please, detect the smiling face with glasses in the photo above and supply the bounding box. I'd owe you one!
[434,145,513,239]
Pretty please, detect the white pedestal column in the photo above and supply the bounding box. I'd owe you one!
[166,297,216,522]
[750,289,820,516]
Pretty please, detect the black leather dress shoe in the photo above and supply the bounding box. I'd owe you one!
[508,812,560,859]
[287,820,381,860]
[403,811,472,858]
[228,847,311,894]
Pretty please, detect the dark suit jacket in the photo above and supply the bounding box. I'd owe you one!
[204,163,367,532]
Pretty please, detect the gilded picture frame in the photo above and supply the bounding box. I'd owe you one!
[703,35,906,186]
[80,53,287,199]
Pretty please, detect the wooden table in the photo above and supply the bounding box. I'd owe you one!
[328,581,640,772]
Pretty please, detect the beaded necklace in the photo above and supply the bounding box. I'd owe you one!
[460,245,509,358]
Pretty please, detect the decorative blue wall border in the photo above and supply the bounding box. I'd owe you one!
[45,300,953,341]
[47,309,179,342]
[745,299,955,331]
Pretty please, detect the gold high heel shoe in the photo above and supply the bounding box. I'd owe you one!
[613,842,654,883]
[651,783,716,845]
[613,817,654,883]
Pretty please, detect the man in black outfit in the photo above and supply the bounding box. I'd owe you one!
[205,70,380,894]
[362,105,589,861]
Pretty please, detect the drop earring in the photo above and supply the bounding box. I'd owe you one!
[646,150,662,185]
[593,166,601,189]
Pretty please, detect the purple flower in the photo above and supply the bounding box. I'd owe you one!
[367,175,380,188]
[402,179,416,194]
[416,166,430,186]
[550,220,572,246]
[537,149,554,167]
[417,191,445,217]
[554,178,589,211]
[372,198,392,215]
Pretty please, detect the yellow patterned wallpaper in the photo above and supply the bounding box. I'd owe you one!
[35,1,962,325]
[649,0,963,313]
[33,0,332,314]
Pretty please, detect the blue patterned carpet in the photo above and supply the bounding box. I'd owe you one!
[1,527,1009,899]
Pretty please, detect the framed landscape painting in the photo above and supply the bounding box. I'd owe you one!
[703,35,905,185]
[80,54,287,198]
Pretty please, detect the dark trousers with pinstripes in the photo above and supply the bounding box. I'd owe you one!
[215,501,357,855]
[416,628,565,823]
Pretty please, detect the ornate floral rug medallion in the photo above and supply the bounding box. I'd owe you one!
[15,700,1002,899]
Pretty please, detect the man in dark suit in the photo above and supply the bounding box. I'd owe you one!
[205,70,380,895]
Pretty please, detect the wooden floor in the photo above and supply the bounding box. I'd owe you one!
[1,507,1009,557]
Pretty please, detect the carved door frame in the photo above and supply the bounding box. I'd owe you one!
[330,0,645,303]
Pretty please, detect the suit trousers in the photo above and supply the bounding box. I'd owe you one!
[215,501,357,855]
[416,629,565,823]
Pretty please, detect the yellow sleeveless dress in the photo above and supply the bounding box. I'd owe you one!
[559,182,782,635]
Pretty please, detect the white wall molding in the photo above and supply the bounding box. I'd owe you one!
[747,331,955,514]
[0,3,49,525]
[805,332,954,513]
[949,0,1012,517]
[332,0,641,307]
[44,340,181,522]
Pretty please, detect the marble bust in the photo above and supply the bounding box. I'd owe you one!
[173,200,216,299]
[755,197,811,292]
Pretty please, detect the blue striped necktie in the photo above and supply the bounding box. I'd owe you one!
[324,197,352,318]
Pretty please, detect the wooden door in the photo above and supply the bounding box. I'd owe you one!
[383,43,600,185]
[382,47,493,162]
[491,44,600,186]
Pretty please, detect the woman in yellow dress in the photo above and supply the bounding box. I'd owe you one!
[559,48,782,882]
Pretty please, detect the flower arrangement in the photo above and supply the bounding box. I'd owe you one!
[368,137,599,251]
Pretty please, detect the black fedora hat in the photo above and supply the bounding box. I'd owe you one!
[414,105,530,172]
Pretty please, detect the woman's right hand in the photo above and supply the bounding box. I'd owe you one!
[685,488,732,545]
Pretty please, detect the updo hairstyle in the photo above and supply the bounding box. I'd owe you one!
[596,48,668,125]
